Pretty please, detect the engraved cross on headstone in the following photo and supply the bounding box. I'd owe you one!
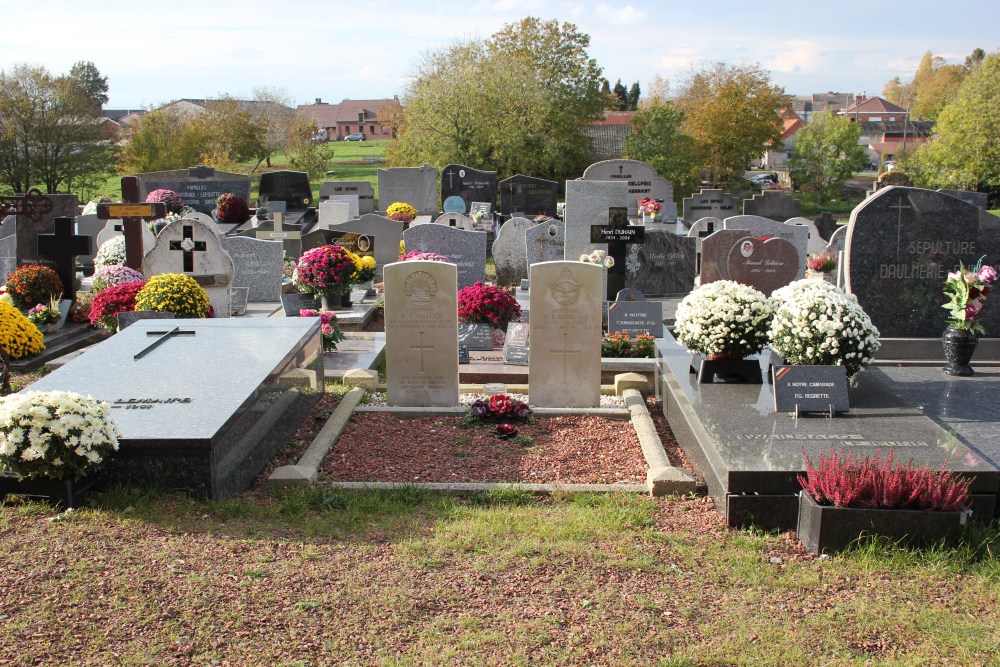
[889,195,913,261]
[168,225,207,272]
[36,217,90,308]
[410,331,434,373]
[134,327,197,361]
[550,333,580,384]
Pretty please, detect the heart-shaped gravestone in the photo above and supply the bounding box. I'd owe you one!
[726,236,799,295]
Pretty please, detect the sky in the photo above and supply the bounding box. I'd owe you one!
[4,0,997,110]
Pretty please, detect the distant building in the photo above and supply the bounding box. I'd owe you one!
[100,109,146,139]
[761,108,806,170]
[582,110,635,160]
[858,119,933,166]
[296,98,398,141]
[838,96,908,123]
[156,98,294,119]
[792,92,855,123]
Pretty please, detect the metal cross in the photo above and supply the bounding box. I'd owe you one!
[0,189,53,223]
[549,333,580,384]
[168,225,207,272]
[134,327,196,361]
[410,331,434,373]
[889,195,913,261]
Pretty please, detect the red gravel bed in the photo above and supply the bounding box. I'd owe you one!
[321,413,647,484]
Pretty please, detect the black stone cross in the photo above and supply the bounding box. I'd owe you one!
[168,225,207,272]
[590,206,644,299]
[37,217,90,307]
[134,327,197,361]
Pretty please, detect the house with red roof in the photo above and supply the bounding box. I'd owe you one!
[296,98,398,141]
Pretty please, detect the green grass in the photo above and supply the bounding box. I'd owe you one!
[990,209,1000,217]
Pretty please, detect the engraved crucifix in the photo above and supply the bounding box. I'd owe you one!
[410,331,434,373]
[549,333,580,384]
[889,195,912,261]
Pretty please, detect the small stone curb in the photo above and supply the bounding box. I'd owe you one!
[319,481,648,494]
[622,388,697,497]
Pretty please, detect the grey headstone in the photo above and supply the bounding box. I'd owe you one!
[624,229,697,296]
[845,186,1000,337]
[318,201,351,227]
[327,213,404,280]
[525,220,565,266]
[682,189,739,221]
[784,217,827,254]
[117,310,175,330]
[581,159,675,220]
[281,292,320,316]
[499,174,559,218]
[402,225,487,289]
[813,212,838,241]
[75,214,104,270]
[723,215,808,278]
[742,190,801,222]
[377,165,438,215]
[608,300,664,338]
[435,212,475,230]
[220,235,284,302]
[564,180,629,262]
[490,217,535,287]
[825,225,847,257]
[322,195,359,221]
[0,236,15,283]
[230,287,249,315]
[938,189,989,211]
[319,181,375,215]
[136,167,251,214]
[440,164,498,215]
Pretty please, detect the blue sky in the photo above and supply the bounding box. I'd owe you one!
[5,0,997,109]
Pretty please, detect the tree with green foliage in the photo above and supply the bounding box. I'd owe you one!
[675,61,789,185]
[0,63,116,195]
[612,79,628,111]
[119,107,209,173]
[284,116,327,180]
[68,61,108,111]
[883,49,982,122]
[627,82,641,111]
[623,99,699,205]
[905,51,1000,192]
[788,111,868,200]
[385,17,609,183]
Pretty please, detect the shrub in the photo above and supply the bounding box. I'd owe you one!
[458,282,521,329]
[0,390,121,480]
[0,301,45,359]
[145,188,183,214]
[94,235,127,268]
[601,332,656,358]
[799,448,971,512]
[4,264,64,310]
[215,192,250,225]
[89,281,146,331]
[91,265,145,293]
[135,274,210,318]
[674,280,772,357]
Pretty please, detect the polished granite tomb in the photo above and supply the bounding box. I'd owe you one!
[657,334,1000,529]
[26,319,324,500]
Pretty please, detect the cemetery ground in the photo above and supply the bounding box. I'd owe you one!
[3,373,1000,665]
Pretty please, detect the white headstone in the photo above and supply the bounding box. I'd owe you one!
[785,217,827,254]
[319,201,351,228]
[95,219,157,258]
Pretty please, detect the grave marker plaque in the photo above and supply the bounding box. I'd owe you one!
[499,174,559,218]
[136,166,251,214]
[590,207,644,299]
[608,299,664,338]
[440,164,498,215]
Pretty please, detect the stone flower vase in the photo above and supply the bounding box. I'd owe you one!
[942,326,978,376]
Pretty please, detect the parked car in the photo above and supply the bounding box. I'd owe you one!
[750,173,777,186]
[344,133,366,141]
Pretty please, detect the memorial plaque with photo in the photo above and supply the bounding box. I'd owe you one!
[726,236,799,295]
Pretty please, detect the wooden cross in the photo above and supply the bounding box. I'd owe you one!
[590,206,644,299]
[410,331,434,373]
[168,224,207,272]
[36,217,90,308]
[0,188,53,223]
[96,177,167,270]
[134,327,197,361]
[549,333,580,384]
[889,195,913,261]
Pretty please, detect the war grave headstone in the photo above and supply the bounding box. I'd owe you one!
[436,212,475,230]
[377,165,438,215]
[384,260,459,406]
[580,159,677,220]
[784,217,827,254]
[655,333,999,529]
[845,186,1000,338]
[625,228,696,296]
[499,174,559,218]
[938,189,988,211]
[37,217,90,308]
[525,219,565,267]
[528,261,603,407]
[608,292,663,338]
[219,236,283,303]
[320,181,375,215]
[742,190,801,222]
[724,215,808,278]
[503,321,529,365]
[136,166,251,214]
[27,318,324,500]
[318,201,351,228]
[591,206,644,299]
[491,217,536,287]
[327,214,404,280]
[440,164,498,216]
[563,179,629,262]
[143,217,235,318]
[403,224,486,289]
[682,190,739,223]
[813,212,839,242]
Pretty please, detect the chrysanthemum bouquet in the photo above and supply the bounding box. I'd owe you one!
[293,245,360,297]
[674,280,772,357]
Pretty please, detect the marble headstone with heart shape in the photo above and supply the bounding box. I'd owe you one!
[726,236,798,295]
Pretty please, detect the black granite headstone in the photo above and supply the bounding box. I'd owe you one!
[499,174,559,218]
[258,171,313,210]
[608,300,663,338]
[459,323,494,351]
[625,229,696,296]
[440,164,497,215]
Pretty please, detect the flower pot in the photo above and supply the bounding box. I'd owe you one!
[0,471,96,510]
[942,326,978,376]
[796,490,969,554]
[340,291,353,309]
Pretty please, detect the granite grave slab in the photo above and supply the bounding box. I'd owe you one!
[258,170,312,209]
[219,235,283,302]
[378,165,438,215]
[136,166,250,214]
[608,299,663,338]
[440,164,497,215]
[624,228,696,296]
[402,224,486,289]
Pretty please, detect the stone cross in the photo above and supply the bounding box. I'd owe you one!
[168,225,207,272]
[36,217,90,307]
[256,212,302,242]
[97,177,167,270]
[590,206,644,299]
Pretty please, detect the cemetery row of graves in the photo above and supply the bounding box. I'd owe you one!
[1,156,999,553]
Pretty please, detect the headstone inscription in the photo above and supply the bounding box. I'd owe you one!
[36,217,90,307]
[723,215,808,278]
[525,220,565,266]
[384,260,459,407]
[318,200,352,227]
[319,181,375,215]
[499,174,559,218]
[327,214,404,280]
[625,228,697,296]
[258,171,312,210]
[608,297,664,338]
[136,166,251,214]
[491,217,536,287]
[10,193,79,270]
[742,190,801,222]
[402,224,486,289]
[580,159,676,220]
[219,236,283,303]
[591,207,644,299]
[845,186,1000,337]
[458,322,493,351]
[26,318,324,500]
[563,179,629,263]
[725,236,800,295]
[377,165,438,215]
[528,262,602,408]
[502,322,529,365]
[440,164,498,215]
[142,217,235,318]
[682,190,739,221]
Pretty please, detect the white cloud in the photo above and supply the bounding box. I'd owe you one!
[765,40,821,74]
[594,2,646,25]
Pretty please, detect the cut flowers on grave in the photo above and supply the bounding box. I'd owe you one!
[942,257,997,334]
[0,390,121,480]
[26,298,60,328]
[807,251,837,273]
[768,279,880,378]
[638,197,662,216]
[579,249,614,269]
[463,393,534,429]
[4,264,63,310]
[458,282,521,329]
[674,280,772,357]
[0,301,45,359]
[294,245,360,297]
[89,281,146,331]
[299,308,346,351]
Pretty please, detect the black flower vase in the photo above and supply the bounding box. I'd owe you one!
[942,326,978,376]
[340,291,353,309]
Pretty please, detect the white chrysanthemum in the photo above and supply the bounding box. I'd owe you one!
[675,280,773,357]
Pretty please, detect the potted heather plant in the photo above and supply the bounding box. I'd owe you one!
[805,251,837,281]
[796,448,972,554]
[941,257,997,376]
